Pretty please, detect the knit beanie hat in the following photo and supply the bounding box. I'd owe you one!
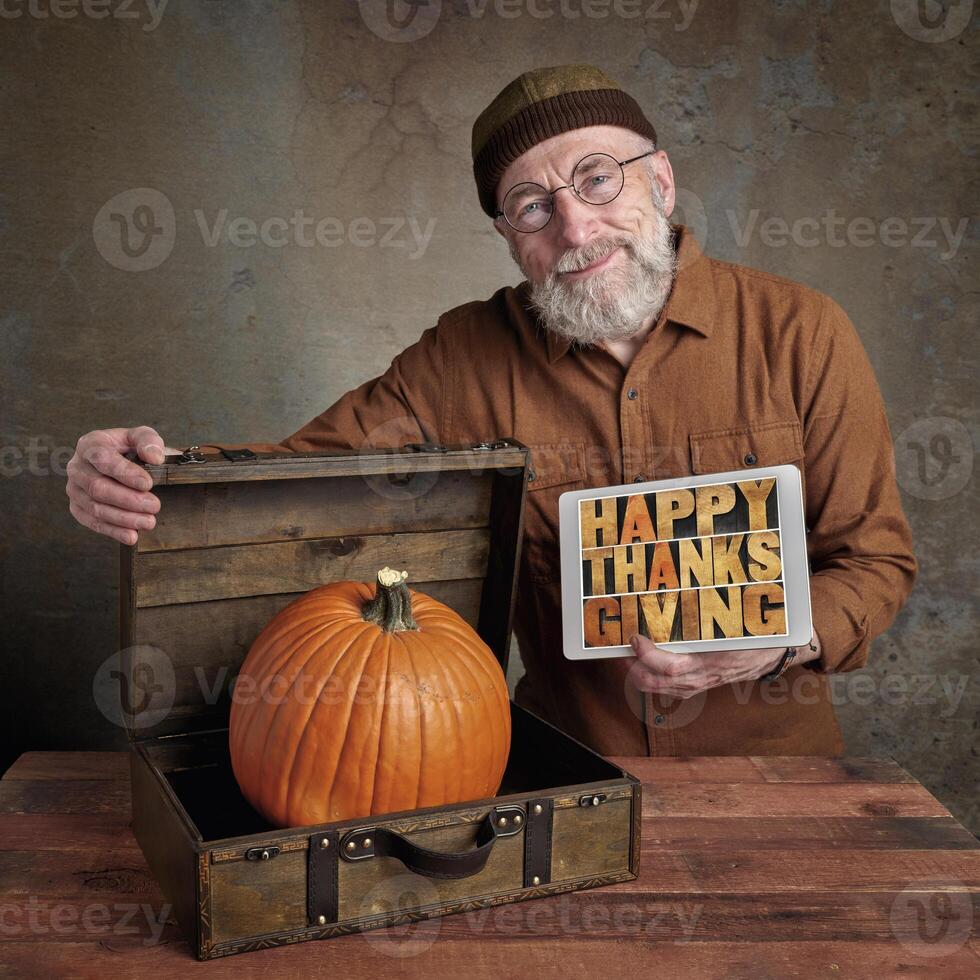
[471,64,658,218]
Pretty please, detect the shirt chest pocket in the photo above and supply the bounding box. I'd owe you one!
[689,418,805,478]
[524,442,587,584]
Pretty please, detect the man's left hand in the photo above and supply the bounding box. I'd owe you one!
[627,632,821,699]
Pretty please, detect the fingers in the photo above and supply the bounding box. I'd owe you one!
[71,482,157,533]
[68,498,140,546]
[69,453,160,513]
[127,425,169,465]
[629,635,697,677]
[66,428,166,544]
[75,435,153,492]
[627,634,708,697]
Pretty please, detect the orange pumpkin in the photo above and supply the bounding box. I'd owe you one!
[229,566,512,828]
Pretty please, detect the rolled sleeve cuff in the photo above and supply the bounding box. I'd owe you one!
[804,574,872,674]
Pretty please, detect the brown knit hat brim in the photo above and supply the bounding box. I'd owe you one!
[472,67,657,218]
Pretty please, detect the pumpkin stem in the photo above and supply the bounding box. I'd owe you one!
[362,567,420,632]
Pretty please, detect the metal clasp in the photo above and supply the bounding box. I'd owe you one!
[245,845,280,861]
[492,803,526,836]
[170,445,206,464]
[579,793,607,807]
[402,442,449,453]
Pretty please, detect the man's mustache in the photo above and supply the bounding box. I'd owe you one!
[552,238,633,278]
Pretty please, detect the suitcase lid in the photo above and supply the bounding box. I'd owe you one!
[117,440,529,741]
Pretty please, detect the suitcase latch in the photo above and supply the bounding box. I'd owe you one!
[170,445,207,464]
[579,793,607,807]
[245,845,281,861]
[402,441,449,453]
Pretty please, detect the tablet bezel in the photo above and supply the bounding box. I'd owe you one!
[558,464,812,659]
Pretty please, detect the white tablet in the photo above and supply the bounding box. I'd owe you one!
[558,465,812,659]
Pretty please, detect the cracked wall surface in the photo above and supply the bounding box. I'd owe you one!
[1,1,977,832]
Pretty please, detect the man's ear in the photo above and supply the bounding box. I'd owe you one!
[492,218,506,239]
[652,150,676,219]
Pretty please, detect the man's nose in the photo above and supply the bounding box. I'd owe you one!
[548,187,604,248]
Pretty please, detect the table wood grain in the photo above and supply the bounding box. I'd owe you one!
[0,753,977,978]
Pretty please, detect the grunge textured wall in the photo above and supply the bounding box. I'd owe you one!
[1,2,976,832]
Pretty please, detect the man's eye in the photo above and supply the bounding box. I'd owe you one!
[520,200,548,217]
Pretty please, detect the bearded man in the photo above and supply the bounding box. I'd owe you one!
[67,64,916,757]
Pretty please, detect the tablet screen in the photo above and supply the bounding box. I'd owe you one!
[559,466,811,658]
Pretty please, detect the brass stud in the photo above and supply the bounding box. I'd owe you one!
[533,804,543,815]
[497,816,508,827]
[317,915,326,926]
[345,841,356,852]
[592,796,600,806]
[319,837,330,849]
[260,849,270,860]
[532,875,541,886]
[362,837,372,848]
[513,814,522,825]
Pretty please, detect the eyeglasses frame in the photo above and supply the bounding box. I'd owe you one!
[493,149,657,233]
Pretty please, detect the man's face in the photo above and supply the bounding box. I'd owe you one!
[493,124,679,346]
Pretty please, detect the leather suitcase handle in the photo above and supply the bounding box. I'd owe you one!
[345,811,500,880]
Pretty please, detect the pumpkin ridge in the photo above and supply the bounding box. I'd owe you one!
[243,596,363,684]
[426,627,485,801]
[257,617,372,824]
[277,619,380,824]
[326,626,393,820]
[412,631,454,806]
[366,629,393,816]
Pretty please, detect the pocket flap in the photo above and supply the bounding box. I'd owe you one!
[690,419,804,474]
[527,442,586,490]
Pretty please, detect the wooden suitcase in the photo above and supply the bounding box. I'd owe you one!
[118,440,642,959]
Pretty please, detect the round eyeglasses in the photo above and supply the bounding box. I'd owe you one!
[494,150,656,234]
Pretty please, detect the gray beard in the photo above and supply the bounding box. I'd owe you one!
[512,192,678,348]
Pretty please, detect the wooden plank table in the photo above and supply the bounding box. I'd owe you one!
[0,753,977,978]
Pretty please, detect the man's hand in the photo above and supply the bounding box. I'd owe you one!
[66,426,180,545]
[627,631,821,699]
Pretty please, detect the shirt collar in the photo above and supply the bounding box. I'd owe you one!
[536,223,716,365]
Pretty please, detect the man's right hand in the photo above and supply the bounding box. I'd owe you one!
[66,426,180,545]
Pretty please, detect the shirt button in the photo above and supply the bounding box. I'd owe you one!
[654,714,666,726]
[626,387,638,400]
[744,452,757,465]
[633,474,646,482]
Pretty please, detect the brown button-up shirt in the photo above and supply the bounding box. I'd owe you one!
[234,223,916,757]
